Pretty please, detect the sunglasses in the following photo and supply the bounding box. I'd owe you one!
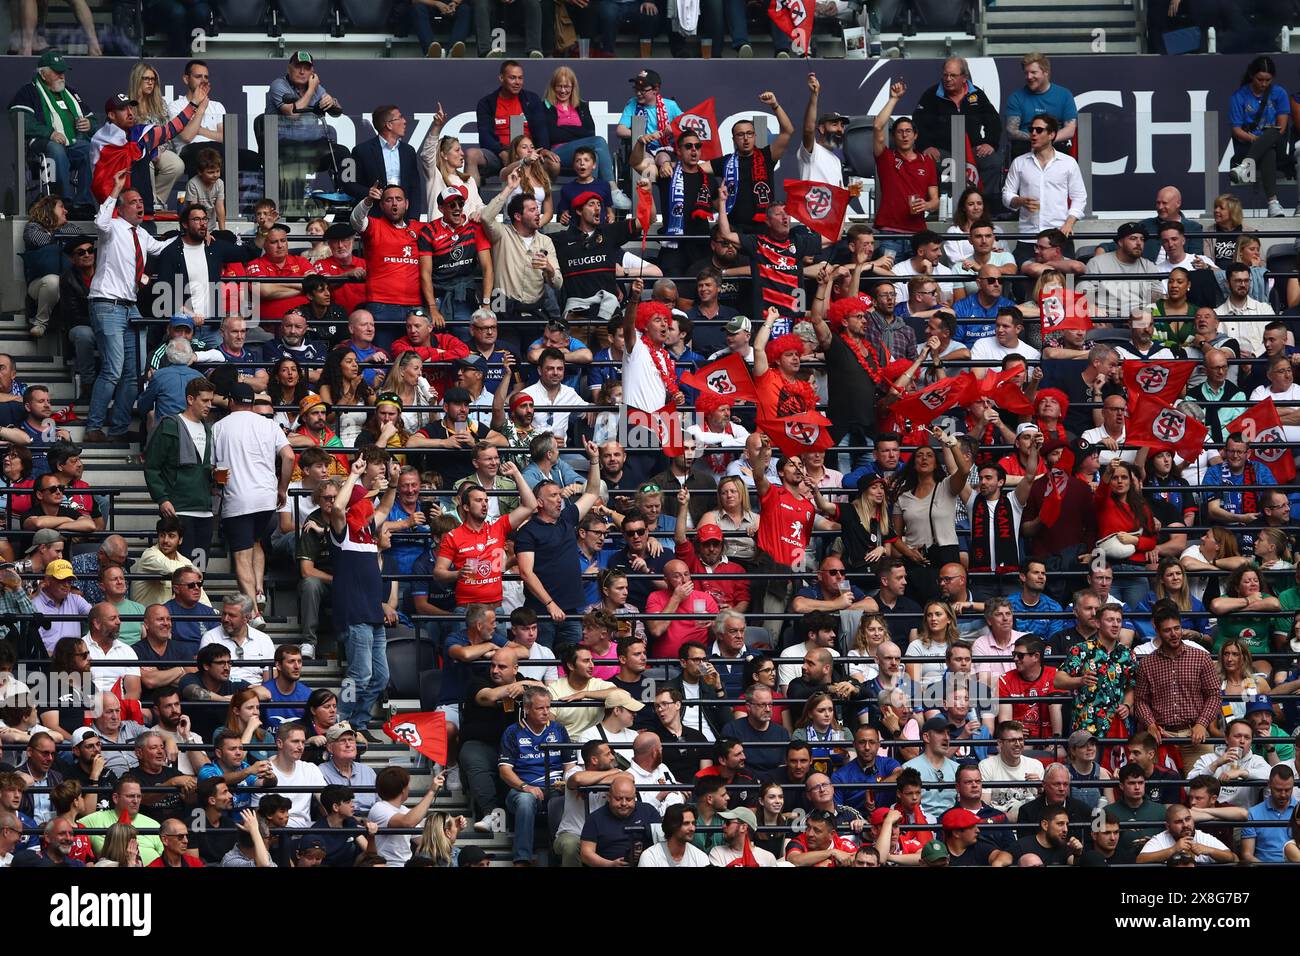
[680,142,701,150]
[1029,126,1049,133]
[72,247,95,256]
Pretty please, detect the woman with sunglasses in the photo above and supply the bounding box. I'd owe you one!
[128,61,187,209]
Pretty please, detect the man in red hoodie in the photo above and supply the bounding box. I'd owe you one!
[91,87,207,213]
[390,309,469,396]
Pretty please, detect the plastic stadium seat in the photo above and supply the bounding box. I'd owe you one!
[843,117,877,180]
[340,0,394,30]
[913,0,969,30]
[216,0,269,28]
[418,668,443,712]
[386,636,435,699]
[1266,246,1297,312]
[278,0,333,28]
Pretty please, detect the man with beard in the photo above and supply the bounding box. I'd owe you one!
[812,280,895,457]
[146,203,258,327]
[9,51,97,211]
[717,94,795,237]
[265,307,327,380]
[552,193,638,323]
[716,191,819,338]
[634,127,717,280]
[687,227,750,328]
[797,74,847,186]
[419,186,493,330]
[1008,805,1082,865]
[350,183,429,347]
[312,222,368,318]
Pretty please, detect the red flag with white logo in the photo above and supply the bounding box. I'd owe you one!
[784,179,851,244]
[758,408,834,456]
[680,352,759,404]
[1038,468,1071,526]
[1122,360,1194,410]
[1127,394,1208,463]
[1227,396,1296,483]
[977,365,1034,415]
[891,372,980,427]
[1038,287,1093,335]
[669,98,722,161]
[768,0,812,55]
[383,711,449,766]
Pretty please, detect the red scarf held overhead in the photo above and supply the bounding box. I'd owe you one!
[1039,468,1069,526]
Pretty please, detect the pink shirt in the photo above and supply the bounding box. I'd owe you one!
[554,104,581,127]
[971,629,1030,679]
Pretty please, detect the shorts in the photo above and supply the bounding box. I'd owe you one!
[436,702,461,728]
[222,510,275,553]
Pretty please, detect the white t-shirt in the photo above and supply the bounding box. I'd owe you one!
[678,681,716,741]
[85,638,141,694]
[1190,749,1273,808]
[892,259,958,304]
[257,758,326,828]
[368,800,413,865]
[179,241,211,320]
[521,382,585,440]
[622,333,670,415]
[558,763,608,837]
[794,141,844,187]
[1139,827,1229,863]
[1080,426,1138,466]
[977,754,1045,814]
[637,841,711,867]
[515,642,558,683]
[169,96,226,145]
[1251,384,1300,446]
[177,417,213,519]
[970,337,1041,364]
[212,410,289,517]
[574,723,637,765]
[627,760,686,812]
[778,641,841,691]
[709,842,779,866]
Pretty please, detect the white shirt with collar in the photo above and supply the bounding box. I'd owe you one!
[1080,425,1138,466]
[521,382,584,440]
[169,95,226,144]
[90,196,171,301]
[379,136,402,184]
[627,759,686,811]
[85,636,141,694]
[1216,297,1273,359]
[199,625,276,684]
[1002,148,1088,243]
[1139,827,1230,863]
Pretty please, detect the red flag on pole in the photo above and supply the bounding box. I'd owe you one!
[383,711,450,766]
[680,351,759,404]
[1122,360,1195,410]
[768,0,812,56]
[669,98,723,161]
[977,365,1034,415]
[1038,287,1093,336]
[1227,396,1297,483]
[784,179,852,244]
[1127,394,1209,463]
[892,372,980,427]
[758,408,834,456]
[635,179,655,243]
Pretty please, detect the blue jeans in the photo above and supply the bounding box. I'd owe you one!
[534,617,582,650]
[702,0,749,47]
[68,325,98,389]
[367,302,418,350]
[551,137,615,183]
[438,285,480,342]
[598,0,665,49]
[506,787,544,862]
[342,622,389,727]
[39,137,93,206]
[88,299,141,434]
[876,235,912,259]
[411,1,473,48]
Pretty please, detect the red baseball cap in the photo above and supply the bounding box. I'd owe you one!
[696,524,724,543]
[941,807,982,831]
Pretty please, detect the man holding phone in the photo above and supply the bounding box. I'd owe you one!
[408,388,507,486]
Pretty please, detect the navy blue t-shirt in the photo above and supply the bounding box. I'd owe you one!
[719,717,790,776]
[164,600,220,644]
[513,500,584,613]
[438,629,508,706]
[579,801,662,861]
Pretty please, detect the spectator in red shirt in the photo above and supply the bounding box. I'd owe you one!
[245,224,312,335]
[148,818,204,867]
[671,520,750,614]
[785,808,858,867]
[997,636,1062,757]
[871,79,939,259]
[349,183,428,349]
[391,309,470,394]
[313,222,368,317]
[644,560,720,660]
[432,462,537,610]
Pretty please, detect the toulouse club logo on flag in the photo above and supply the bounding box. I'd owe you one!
[1227,396,1296,483]
[804,185,834,219]
[920,389,950,410]
[707,370,739,395]
[1151,407,1186,443]
[1134,365,1169,393]
[1123,360,1192,408]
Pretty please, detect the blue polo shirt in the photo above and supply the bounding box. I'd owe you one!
[1007,592,1064,642]
[165,599,220,644]
[1242,796,1299,862]
[1005,83,1079,129]
[499,719,571,787]
[831,755,901,812]
[197,760,259,810]
[513,500,584,614]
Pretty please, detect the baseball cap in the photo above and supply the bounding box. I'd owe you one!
[1115,221,1147,240]
[296,836,326,853]
[168,314,195,331]
[325,721,355,741]
[920,839,950,863]
[455,354,486,372]
[323,222,355,241]
[437,185,468,206]
[457,845,489,867]
[26,528,63,555]
[289,51,314,65]
[604,689,645,712]
[1015,422,1040,437]
[817,110,850,124]
[717,807,758,830]
[71,727,100,746]
[229,382,256,404]
[45,559,76,580]
[1067,730,1098,749]
[941,807,982,831]
[38,50,68,73]
[629,69,662,88]
[299,393,329,416]
[443,386,472,405]
[1244,696,1274,715]
[921,715,951,734]
[724,316,752,334]
[696,524,724,543]
[104,93,137,114]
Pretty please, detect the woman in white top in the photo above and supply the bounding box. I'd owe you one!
[384,352,436,434]
[318,348,374,450]
[590,381,623,447]
[906,600,957,689]
[944,186,1000,264]
[699,475,759,565]
[419,109,485,222]
[846,613,891,683]
[890,428,971,600]
[1216,638,1274,727]
[500,135,553,226]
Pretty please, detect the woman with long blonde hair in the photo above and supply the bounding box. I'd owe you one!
[418,107,485,221]
[699,475,760,565]
[381,352,435,433]
[543,66,627,210]
[906,600,958,688]
[792,691,850,773]
[1207,193,1247,267]
[128,61,186,208]
[847,613,891,683]
[414,811,467,866]
[95,823,141,867]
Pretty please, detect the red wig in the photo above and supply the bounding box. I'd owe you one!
[1034,387,1070,420]
[827,295,874,333]
[694,390,733,418]
[764,333,806,366]
[633,300,673,333]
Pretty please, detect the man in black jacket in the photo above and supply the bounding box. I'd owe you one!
[344,105,424,221]
[552,193,637,323]
[145,204,258,329]
[662,641,730,740]
[911,57,1005,216]
[468,61,556,184]
[57,236,97,399]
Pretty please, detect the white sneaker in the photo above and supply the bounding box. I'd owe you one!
[1268,199,1286,218]
[1229,164,1245,185]
[299,642,315,660]
[445,764,462,792]
[737,43,752,58]
[473,814,496,833]
[610,187,632,210]
[528,49,544,58]
[251,615,267,628]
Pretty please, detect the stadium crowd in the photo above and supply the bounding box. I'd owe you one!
[2,47,1300,868]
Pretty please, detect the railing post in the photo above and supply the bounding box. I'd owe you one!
[223,113,240,220]
[14,111,27,214]
[629,113,649,227]
[949,113,964,202]
[1077,112,1094,219]
[264,113,280,212]
[1203,109,1218,219]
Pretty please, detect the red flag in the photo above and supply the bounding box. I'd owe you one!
[977,365,1034,415]
[1038,287,1092,336]
[784,179,851,244]
[1037,468,1071,526]
[383,711,449,766]
[628,404,685,458]
[892,372,979,427]
[680,352,759,404]
[768,0,812,55]
[669,98,723,161]
[635,179,655,239]
[759,408,834,456]
[1227,396,1296,483]
[1127,394,1209,463]
[1122,360,1194,410]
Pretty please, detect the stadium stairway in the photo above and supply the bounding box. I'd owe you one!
[981,0,1142,55]
[1,305,518,864]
